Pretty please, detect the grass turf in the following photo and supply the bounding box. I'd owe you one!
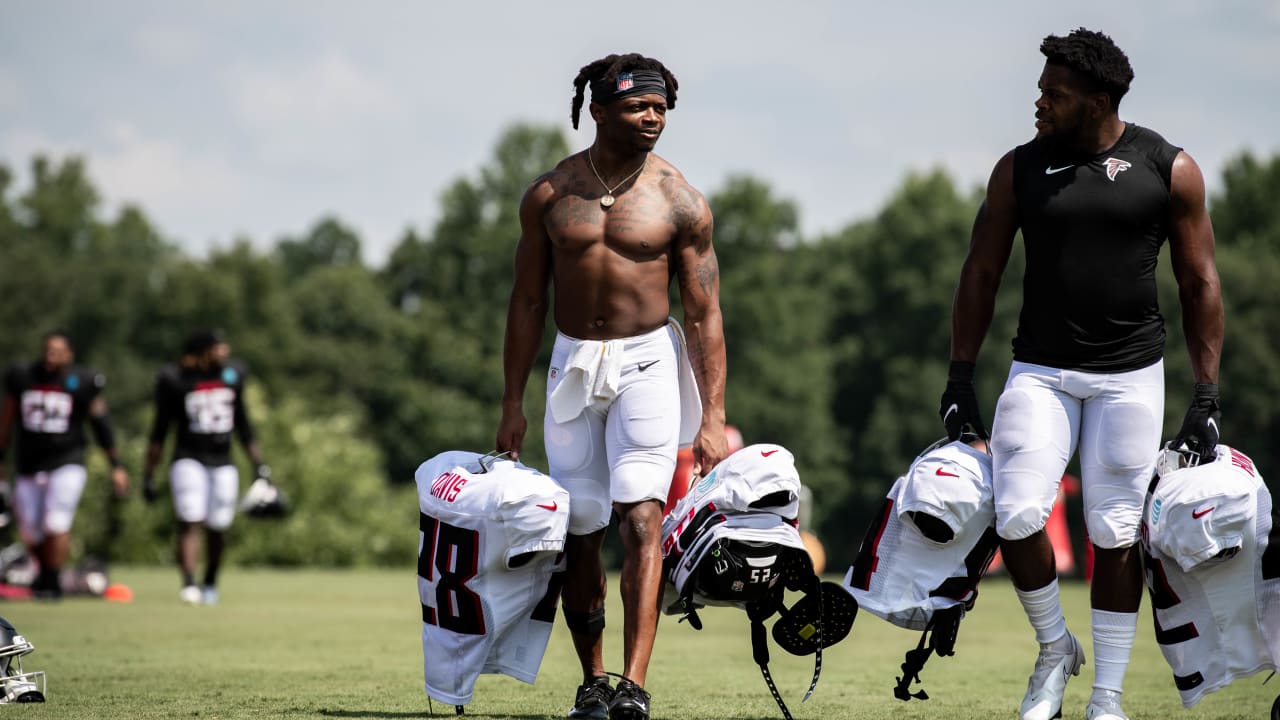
[6,567,1276,719]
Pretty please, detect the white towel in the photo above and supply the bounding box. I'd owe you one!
[547,338,623,424]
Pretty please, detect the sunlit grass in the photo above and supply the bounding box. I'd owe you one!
[8,567,1275,719]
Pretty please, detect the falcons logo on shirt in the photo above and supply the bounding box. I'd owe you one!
[1103,157,1132,181]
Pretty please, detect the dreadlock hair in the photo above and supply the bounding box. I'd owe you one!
[570,53,679,129]
[1040,28,1134,109]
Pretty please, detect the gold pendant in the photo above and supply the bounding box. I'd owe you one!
[600,194,615,208]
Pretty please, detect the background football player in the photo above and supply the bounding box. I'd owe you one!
[0,331,129,599]
[142,328,270,606]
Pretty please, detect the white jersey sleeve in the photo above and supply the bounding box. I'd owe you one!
[416,451,569,706]
[894,441,994,536]
[842,441,999,630]
[1141,444,1279,707]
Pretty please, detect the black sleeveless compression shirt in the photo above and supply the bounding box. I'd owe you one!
[1011,122,1181,372]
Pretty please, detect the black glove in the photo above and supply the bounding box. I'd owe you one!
[142,473,159,504]
[939,361,988,441]
[1172,383,1221,460]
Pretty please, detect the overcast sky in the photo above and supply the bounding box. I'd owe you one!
[2,1,1277,264]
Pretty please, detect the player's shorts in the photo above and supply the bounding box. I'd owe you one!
[171,458,240,530]
[545,324,684,535]
[991,359,1163,549]
[14,464,87,543]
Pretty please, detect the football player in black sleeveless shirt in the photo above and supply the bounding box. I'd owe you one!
[142,329,270,605]
[0,332,129,598]
[939,29,1223,720]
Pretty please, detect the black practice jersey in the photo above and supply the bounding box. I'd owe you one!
[149,361,255,466]
[1011,123,1182,372]
[4,362,105,474]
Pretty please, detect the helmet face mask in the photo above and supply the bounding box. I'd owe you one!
[1155,441,1204,479]
[0,618,44,703]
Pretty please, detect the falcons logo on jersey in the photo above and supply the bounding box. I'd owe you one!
[1103,157,1132,181]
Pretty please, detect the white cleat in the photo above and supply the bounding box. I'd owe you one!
[179,585,202,605]
[1020,631,1086,720]
[201,586,219,606]
[1085,689,1129,720]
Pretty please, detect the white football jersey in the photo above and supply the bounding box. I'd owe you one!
[1141,444,1279,707]
[841,441,999,630]
[663,443,801,539]
[661,444,805,611]
[416,451,570,706]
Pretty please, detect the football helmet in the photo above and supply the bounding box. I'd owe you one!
[0,616,45,703]
[1154,441,1205,478]
[239,478,289,519]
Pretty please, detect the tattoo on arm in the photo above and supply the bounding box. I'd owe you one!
[694,256,718,297]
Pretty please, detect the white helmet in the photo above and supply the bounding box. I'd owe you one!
[1154,441,1207,478]
[0,616,44,703]
[239,478,289,519]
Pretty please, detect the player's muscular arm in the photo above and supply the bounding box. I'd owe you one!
[951,150,1019,363]
[671,180,727,469]
[1168,151,1223,385]
[497,178,555,457]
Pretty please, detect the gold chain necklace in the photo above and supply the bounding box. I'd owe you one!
[587,149,646,209]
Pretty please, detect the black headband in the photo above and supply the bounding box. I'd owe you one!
[590,69,667,105]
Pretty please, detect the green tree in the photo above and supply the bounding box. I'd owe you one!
[277,216,363,279]
[817,170,1019,555]
[708,176,845,529]
[383,124,570,354]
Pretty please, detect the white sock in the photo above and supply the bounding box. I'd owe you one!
[1015,579,1067,645]
[1091,609,1137,693]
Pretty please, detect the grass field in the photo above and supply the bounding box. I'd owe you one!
[5,567,1276,719]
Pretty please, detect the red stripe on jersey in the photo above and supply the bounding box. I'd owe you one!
[193,380,226,391]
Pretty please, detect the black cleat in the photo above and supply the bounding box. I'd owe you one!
[608,679,650,720]
[567,675,614,719]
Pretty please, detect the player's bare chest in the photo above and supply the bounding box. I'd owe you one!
[547,192,676,254]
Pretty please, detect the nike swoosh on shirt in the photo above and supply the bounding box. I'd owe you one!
[638,360,659,372]
[761,449,779,457]
[935,468,960,478]
[1191,506,1215,519]
[536,502,558,511]
[1044,165,1075,175]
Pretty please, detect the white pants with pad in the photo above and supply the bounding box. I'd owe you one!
[171,458,240,530]
[991,360,1163,549]
[544,322,700,536]
[15,464,87,543]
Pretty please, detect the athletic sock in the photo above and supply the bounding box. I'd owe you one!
[1015,578,1068,645]
[181,570,195,587]
[1091,608,1137,693]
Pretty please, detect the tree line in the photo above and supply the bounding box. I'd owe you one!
[1,126,1276,567]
